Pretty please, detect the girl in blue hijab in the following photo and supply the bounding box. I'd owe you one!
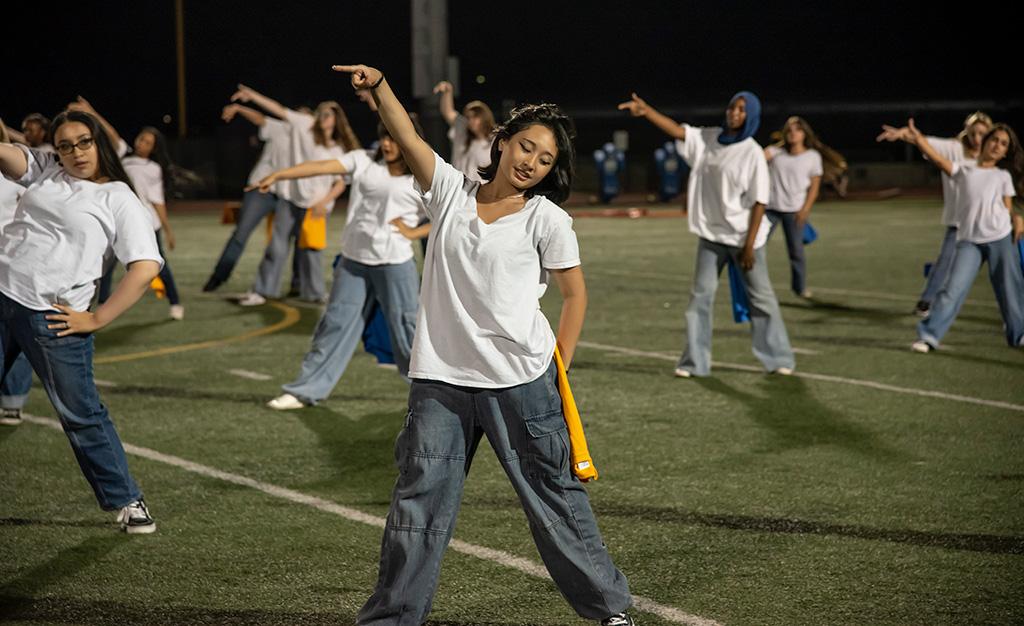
[618,90,794,378]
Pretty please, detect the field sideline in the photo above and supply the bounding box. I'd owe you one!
[1,197,1021,625]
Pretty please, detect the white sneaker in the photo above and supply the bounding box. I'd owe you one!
[376,362,399,370]
[117,499,156,534]
[267,393,305,410]
[911,340,932,353]
[169,305,185,320]
[772,367,795,376]
[673,367,692,378]
[799,289,813,299]
[238,292,267,307]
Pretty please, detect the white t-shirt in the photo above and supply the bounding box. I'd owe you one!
[282,109,344,209]
[926,137,971,227]
[766,146,823,213]
[0,176,24,228]
[676,125,771,248]
[121,155,164,231]
[336,150,426,266]
[448,114,491,182]
[409,153,581,388]
[247,117,292,195]
[950,163,1016,244]
[0,146,162,312]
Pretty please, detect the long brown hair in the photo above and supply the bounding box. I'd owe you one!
[462,100,496,151]
[312,101,361,152]
[774,116,847,172]
[984,123,1024,199]
[957,111,993,152]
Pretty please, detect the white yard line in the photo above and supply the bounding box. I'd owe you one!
[579,341,1024,413]
[21,413,720,626]
[227,369,273,381]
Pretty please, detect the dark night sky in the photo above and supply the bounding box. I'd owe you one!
[5,1,1020,162]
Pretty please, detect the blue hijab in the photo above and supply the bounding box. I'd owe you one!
[718,91,761,145]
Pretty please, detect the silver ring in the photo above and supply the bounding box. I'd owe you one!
[64,322,70,329]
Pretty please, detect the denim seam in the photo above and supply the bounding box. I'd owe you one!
[408,452,466,462]
[386,523,449,537]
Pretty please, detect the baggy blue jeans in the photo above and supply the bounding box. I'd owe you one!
[919,226,959,306]
[281,258,418,405]
[766,209,807,295]
[208,189,281,285]
[678,238,795,376]
[918,235,1024,348]
[0,292,142,509]
[1,352,32,410]
[357,361,632,624]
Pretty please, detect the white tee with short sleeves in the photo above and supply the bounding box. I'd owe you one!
[121,155,164,231]
[950,163,1016,244]
[448,114,491,182]
[336,150,426,265]
[247,117,292,195]
[0,176,24,228]
[676,125,771,248]
[926,137,971,227]
[766,146,823,213]
[409,153,580,388]
[281,109,344,209]
[0,146,162,311]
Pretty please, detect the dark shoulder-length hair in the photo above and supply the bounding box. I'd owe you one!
[374,113,427,175]
[50,110,136,193]
[462,100,496,151]
[137,126,175,194]
[477,103,576,205]
[987,123,1024,198]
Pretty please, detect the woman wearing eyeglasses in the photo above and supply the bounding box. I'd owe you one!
[0,110,163,534]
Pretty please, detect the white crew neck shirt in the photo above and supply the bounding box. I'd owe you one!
[766,146,823,213]
[448,114,491,182]
[0,146,162,311]
[409,153,580,388]
[677,125,771,248]
[950,162,1016,244]
[0,176,24,227]
[336,150,426,265]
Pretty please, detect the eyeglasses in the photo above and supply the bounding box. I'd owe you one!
[55,137,95,155]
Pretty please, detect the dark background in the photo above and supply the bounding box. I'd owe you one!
[6,1,1020,195]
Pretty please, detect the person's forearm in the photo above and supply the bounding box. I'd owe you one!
[321,178,347,204]
[439,91,457,125]
[745,203,766,249]
[274,159,345,181]
[914,134,954,176]
[0,143,28,179]
[153,203,172,233]
[91,109,122,148]
[236,105,267,127]
[800,179,821,214]
[246,89,288,118]
[556,293,587,369]
[93,260,161,328]
[644,107,687,140]
[6,128,27,144]
[369,78,435,188]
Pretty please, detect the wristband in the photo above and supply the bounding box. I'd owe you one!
[369,74,385,90]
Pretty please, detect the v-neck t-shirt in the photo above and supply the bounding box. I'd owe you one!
[409,153,580,388]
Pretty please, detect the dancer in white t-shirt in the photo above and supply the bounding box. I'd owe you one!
[0,110,163,533]
[764,116,824,298]
[0,117,33,426]
[432,80,495,181]
[901,120,1024,351]
[878,111,993,316]
[619,91,795,377]
[230,85,362,305]
[333,63,634,626]
[251,120,428,410]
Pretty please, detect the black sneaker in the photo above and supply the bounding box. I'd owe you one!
[202,276,223,292]
[117,499,157,534]
[0,408,22,426]
[601,613,635,626]
[913,300,930,318]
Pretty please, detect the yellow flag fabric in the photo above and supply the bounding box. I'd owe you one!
[150,277,166,299]
[554,347,598,482]
[298,211,327,250]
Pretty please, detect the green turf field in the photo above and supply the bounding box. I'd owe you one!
[1,198,1022,625]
